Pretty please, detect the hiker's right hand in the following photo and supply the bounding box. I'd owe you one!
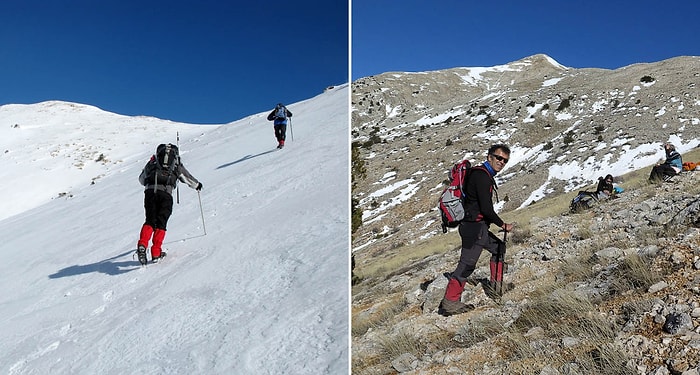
[196,182,203,191]
[502,223,513,232]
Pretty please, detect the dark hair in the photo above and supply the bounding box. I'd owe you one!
[488,144,511,156]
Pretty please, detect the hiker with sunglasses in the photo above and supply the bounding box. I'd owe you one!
[440,144,513,316]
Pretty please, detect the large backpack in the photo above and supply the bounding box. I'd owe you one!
[274,105,287,120]
[438,160,472,233]
[570,190,598,213]
[153,143,180,187]
[683,161,697,171]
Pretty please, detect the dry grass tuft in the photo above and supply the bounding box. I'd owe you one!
[573,344,635,375]
[504,287,630,374]
[455,315,506,348]
[559,252,600,283]
[376,330,422,359]
[609,253,662,295]
[515,288,597,331]
[509,226,532,245]
[352,296,407,336]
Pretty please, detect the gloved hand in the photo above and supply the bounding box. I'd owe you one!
[196,182,203,191]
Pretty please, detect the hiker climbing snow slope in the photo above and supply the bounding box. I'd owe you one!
[266,103,293,149]
[137,143,202,265]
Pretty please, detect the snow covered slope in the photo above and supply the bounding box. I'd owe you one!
[0,84,349,374]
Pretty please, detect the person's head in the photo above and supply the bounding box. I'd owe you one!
[605,174,613,183]
[664,143,676,153]
[486,144,511,172]
[276,103,284,109]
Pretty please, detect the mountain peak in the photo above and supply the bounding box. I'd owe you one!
[351,54,700,254]
[509,53,568,70]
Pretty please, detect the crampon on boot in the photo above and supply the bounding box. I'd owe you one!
[137,245,148,266]
[151,251,167,264]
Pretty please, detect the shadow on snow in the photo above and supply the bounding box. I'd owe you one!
[48,250,141,279]
[215,148,278,170]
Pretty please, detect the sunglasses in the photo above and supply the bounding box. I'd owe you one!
[490,154,509,164]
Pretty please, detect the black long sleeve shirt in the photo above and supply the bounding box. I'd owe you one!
[462,167,503,227]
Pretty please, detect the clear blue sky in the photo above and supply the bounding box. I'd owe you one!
[352,0,699,79]
[1,0,348,124]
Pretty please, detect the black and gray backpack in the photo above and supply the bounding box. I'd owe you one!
[152,143,180,187]
[569,190,598,213]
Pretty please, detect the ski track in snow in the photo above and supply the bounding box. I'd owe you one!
[0,85,349,374]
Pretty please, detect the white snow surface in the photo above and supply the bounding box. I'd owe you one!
[0,85,349,374]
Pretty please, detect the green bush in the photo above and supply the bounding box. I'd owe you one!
[563,131,575,146]
[556,98,571,111]
[351,197,363,234]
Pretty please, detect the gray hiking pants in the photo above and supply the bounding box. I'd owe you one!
[451,221,502,282]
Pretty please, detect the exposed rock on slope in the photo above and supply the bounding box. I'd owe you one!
[352,54,700,374]
[352,171,700,374]
[351,54,700,259]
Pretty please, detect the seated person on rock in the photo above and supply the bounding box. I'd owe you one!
[596,174,615,198]
[649,143,682,182]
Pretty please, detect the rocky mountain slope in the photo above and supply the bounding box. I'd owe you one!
[352,167,700,374]
[351,54,700,259]
[351,55,700,374]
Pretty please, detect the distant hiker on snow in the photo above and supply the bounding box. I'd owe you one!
[266,103,292,149]
[440,144,513,316]
[649,142,682,183]
[136,143,202,265]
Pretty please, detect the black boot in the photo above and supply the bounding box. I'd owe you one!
[137,245,148,266]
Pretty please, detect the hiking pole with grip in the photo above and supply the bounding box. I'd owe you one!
[491,230,507,297]
[198,190,207,236]
[498,230,507,296]
[176,132,180,204]
[289,117,294,141]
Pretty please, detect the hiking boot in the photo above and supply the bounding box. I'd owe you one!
[151,251,167,264]
[137,245,148,266]
[439,298,474,316]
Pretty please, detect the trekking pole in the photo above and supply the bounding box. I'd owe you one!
[493,230,507,297]
[500,230,508,295]
[176,132,180,204]
[197,190,207,236]
[289,117,294,141]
